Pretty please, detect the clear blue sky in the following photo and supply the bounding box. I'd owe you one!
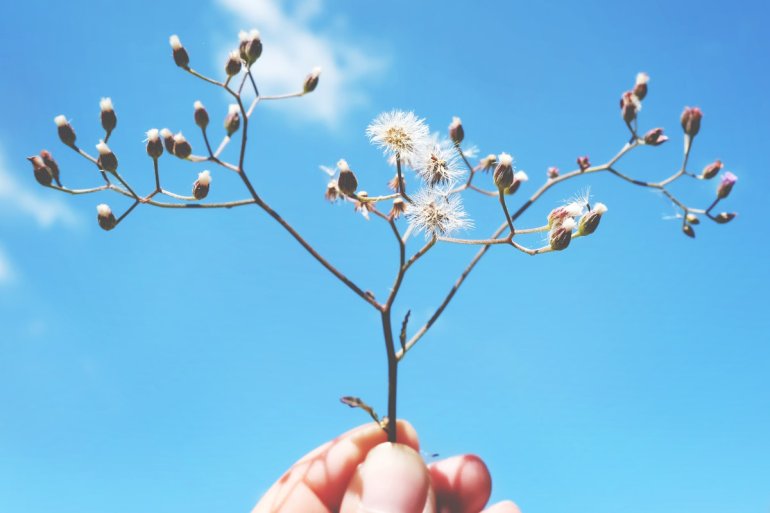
[1,1,768,512]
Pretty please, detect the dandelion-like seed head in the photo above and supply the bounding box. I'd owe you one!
[197,170,212,186]
[406,188,472,238]
[416,142,464,187]
[95,140,111,155]
[366,110,430,161]
[54,115,68,127]
[96,203,112,217]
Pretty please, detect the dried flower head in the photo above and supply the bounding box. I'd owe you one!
[634,72,649,100]
[416,142,464,187]
[169,34,189,68]
[303,67,321,94]
[366,110,430,161]
[27,155,53,186]
[225,50,242,77]
[193,170,212,200]
[448,116,464,145]
[479,154,497,172]
[390,197,406,219]
[336,159,358,196]
[549,217,576,250]
[160,128,175,153]
[406,188,471,238]
[172,132,192,159]
[54,115,76,146]
[494,152,515,190]
[145,128,163,159]
[224,104,241,136]
[96,203,116,231]
[239,29,262,65]
[100,97,117,134]
[96,140,118,172]
[194,100,210,129]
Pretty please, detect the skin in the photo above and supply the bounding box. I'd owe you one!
[252,421,521,513]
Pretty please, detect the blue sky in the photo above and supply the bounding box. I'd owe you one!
[1,1,768,512]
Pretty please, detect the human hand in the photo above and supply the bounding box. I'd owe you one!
[252,420,520,513]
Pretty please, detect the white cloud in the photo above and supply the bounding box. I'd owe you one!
[0,145,78,228]
[0,246,15,285]
[216,0,388,127]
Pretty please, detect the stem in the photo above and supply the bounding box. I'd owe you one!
[380,309,398,443]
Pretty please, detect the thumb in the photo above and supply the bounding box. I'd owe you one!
[340,442,434,513]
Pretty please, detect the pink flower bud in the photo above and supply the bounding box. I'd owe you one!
[620,91,641,123]
[577,155,590,172]
[27,156,53,186]
[681,106,703,137]
[39,150,61,186]
[169,35,190,68]
[716,172,737,199]
[700,160,723,180]
[549,218,576,251]
[633,72,649,101]
[448,116,464,145]
[547,166,559,179]
[643,127,668,146]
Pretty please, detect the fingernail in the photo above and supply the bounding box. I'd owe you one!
[358,443,430,513]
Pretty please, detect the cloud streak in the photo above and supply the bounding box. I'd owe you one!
[217,0,388,127]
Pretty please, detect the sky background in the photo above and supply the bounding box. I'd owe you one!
[1,1,769,512]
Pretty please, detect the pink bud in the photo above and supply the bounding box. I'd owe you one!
[643,127,668,146]
[700,160,723,180]
[577,155,590,172]
[681,107,703,137]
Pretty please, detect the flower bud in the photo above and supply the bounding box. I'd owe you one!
[193,101,210,129]
[716,171,737,199]
[172,132,192,159]
[685,213,700,225]
[96,140,118,172]
[388,173,405,193]
[96,204,117,231]
[620,91,641,123]
[577,203,607,235]
[336,159,358,196]
[643,127,668,146]
[40,150,61,186]
[223,104,241,136]
[713,212,736,224]
[493,152,514,190]
[303,67,321,93]
[160,128,175,153]
[550,217,576,251]
[700,160,723,180]
[633,72,649,101]
[225,50,242,76]
[505,170,529,195]
[54,115,76,147]
[448,116,464,145]
[192,170,211,200]
[682,224,695,238]
[577,155,590,172]
[479,154,497,172]
[169,35,189,68]
[238,29,262,66]
[547,166,559,179]
[681,106,702,137]
[390,197,406,219]
[27,156,53,186]
[325,181,340,202]
[99,97,117,135]
[145,129,164,159]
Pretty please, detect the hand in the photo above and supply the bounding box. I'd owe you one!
[253,420,520,513]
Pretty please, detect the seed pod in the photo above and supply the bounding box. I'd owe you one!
[303,67,321,93]
[713,212,736,224]
[192,170,211,200]
[633,72,649,101]
[145,129,164,159]
[336,159,358,196]
[96,140,118,172]
[194,101,209,129]
[225,50,242,76]
[239,29,262,65]
[54,115,76,147]
[172,132,192,159]
[27,156,53,186]
[643,127,668,146]
[448,116,464,145]
[169,35,190,68]
[578,203,607,236]
[160,128,175,154]
[96,204,117,231]
[700,160,723,180]
[493,153,514,190]
[682,224,695,238]
[681,106,703,137]
[100,97,117,134]
[40,150,61,186]
[550,218,576,251]
[224,104,241,136]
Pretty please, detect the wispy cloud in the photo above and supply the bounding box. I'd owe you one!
[216,0,389,127]
[0,145,78,228]
[0,245,15,285]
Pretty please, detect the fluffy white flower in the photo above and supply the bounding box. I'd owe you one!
[406,188,472,238]
[415,142,465,187]
[99,97,113,111]
[366,110,430,161]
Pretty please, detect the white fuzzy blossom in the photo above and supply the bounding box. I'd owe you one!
[415,142,465,187]
[366,110,430,162]
[406,188,471,238]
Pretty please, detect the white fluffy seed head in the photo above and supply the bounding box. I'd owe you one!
[249,29,260,40]
[99,97,113,111]
[336,159,350,171]
[173,132,187,143]
[169,35,182,50]
[197,170,212,186]
[593,202,608,214]
[406,188,472,238]
[160,128,173,139]
[229,49,240,60]
[514,171,529,182]
[498,152,513,167]
[366,110,431,161]
[194,100,205,110]
[228,104,240,115]
[636,72,650,85]
[310,66,322,78]
[54,115,68,127]
[562,217,577,231]
[564,202,585,217]
[95,140,111,155]
[416,142,464,187]
[146,128,160,141]
[96,203,112,217]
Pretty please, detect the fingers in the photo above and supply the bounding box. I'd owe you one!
[253,420,419,513]
[483,500,522,513]
[429,454,492,513]
[339,442,434,513]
